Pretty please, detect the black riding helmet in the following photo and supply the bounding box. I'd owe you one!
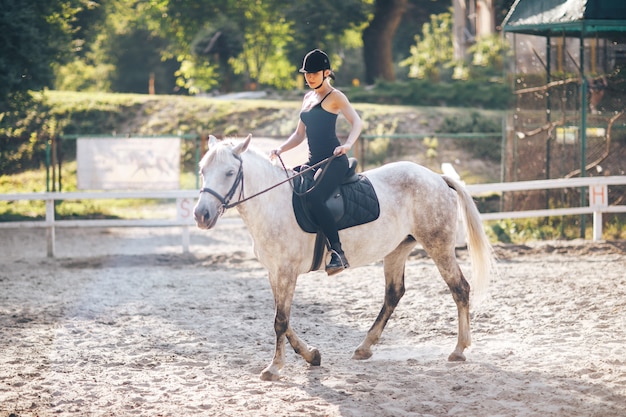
[299,49,335,88]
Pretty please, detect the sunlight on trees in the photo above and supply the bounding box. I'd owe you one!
[400,11,509,82]
[400,11,454,82]
[5,0,508,97]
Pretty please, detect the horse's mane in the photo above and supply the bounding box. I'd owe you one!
[199,138,250,169]
[199,138,290,176]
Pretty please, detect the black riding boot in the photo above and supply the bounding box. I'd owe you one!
[326,242,350,276]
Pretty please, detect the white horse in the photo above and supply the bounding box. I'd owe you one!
[193,134,494,381]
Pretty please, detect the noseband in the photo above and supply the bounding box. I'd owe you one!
[199,153,244,214]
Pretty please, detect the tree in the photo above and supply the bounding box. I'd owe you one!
[400,11,454,81]
[400,10,509,82]
[0,0,80,112]
[151,0,371,92]
[394,0,450,62]
[362,0,408,84]
[284,0,370,61]
[149,0,292,92]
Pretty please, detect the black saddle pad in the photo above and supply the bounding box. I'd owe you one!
[292,170,380,234]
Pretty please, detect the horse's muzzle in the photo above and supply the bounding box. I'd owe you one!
[193,209,219,230]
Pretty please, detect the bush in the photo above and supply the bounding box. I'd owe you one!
[437,111,502,162]
[346,79,512,109]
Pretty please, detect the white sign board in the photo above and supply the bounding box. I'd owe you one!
[77,137,181,190]
[589,184,608,209]
[176,198,195,222]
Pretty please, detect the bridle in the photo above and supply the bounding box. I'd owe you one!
[198,151,335,215]
[199,153,244,215]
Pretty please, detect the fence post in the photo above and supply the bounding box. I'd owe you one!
[592,211,602,241]
[177,198,194,253]
[181,226,190,253]
[589,184,607,242]
[45,198,55,257]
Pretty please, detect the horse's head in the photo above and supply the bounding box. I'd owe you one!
[193,134,251,229]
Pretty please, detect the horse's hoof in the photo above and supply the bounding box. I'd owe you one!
[352,347,373,360]
[309,349,321,366]
[260,367,280,381]
[448,351,466,362]
[260,365,280,381]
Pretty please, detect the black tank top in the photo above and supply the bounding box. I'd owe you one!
[300,90,340,164]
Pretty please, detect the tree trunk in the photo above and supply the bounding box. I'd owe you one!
[362,0,408,84]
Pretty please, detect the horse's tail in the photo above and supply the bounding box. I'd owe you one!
[442,176,495,306]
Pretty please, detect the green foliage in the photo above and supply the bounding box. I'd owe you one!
[400,11,454,82]
[423,137,438,159]
[107,29,179,94]
[283,0,370,60]
[468,34,509,73]
[452,34,511,81]
[176,56,221,94]
[367,138,391,166]
[400,11,510,84]
[0,0,81,113]
[187,16,245,91]
[55,59,113,92]
[54,1,180,95]
[1,0,506,96]
[0,161,187,221]
[487,217,593,243]
[604,215,626,240]
[229,7,296,89]
[347,79,512,109]
[486,213,626,243]
[438,111,501,134]
[437,111,502,162]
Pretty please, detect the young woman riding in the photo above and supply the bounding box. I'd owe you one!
[270,49,363,275]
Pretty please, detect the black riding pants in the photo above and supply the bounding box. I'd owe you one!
[305,155,349,246]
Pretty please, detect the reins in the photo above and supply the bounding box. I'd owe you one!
[277,154,337,197]
[199,152,336,212]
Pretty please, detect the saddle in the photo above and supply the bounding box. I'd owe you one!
[291,158,380,271]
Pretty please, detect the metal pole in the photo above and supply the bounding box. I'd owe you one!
[546,35,552,211]
[46,139,51,192]
[580,28,588,237]
[45,198,55,257]
[195,134,201,189]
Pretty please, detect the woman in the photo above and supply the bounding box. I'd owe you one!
[270,49,363,276]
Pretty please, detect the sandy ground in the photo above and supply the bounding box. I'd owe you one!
[1,220,626,417]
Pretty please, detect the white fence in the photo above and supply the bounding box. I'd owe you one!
[1,176,626,257]
[0,190,198,257]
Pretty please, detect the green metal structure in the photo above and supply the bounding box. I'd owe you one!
[501,0,626,235]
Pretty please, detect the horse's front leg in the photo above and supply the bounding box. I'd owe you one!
[260,271,321,381]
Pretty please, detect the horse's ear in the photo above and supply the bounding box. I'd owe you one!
[207,134,218,149]
[233,134,252,156]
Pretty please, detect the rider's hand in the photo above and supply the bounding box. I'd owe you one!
[269,148,281,159]
[333,145,350,156]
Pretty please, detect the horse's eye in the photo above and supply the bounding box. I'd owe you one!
[226,170,235,177]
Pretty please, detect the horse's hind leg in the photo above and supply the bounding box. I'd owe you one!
[430,250,471,361]
[353,238,413,360]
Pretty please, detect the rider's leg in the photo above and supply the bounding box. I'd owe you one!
[305,157,350,275]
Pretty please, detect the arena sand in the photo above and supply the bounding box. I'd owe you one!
[1,220,625,416]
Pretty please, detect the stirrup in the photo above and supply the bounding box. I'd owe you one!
[325,250,349,276]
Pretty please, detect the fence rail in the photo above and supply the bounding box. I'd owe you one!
[1,176,626,257]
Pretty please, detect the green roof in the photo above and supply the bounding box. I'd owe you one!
[503,0,626,36]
